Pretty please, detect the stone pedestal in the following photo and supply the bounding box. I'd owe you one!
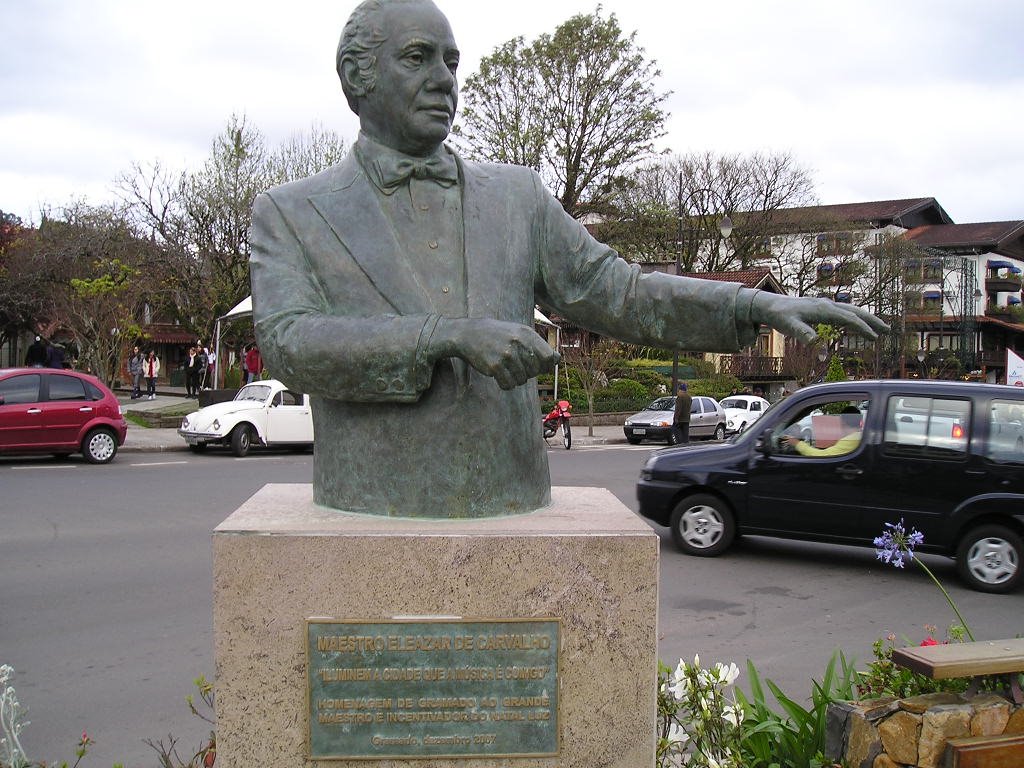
[213,484,659,767]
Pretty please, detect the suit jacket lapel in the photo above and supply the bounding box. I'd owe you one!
[307,153,431,315]
[459,158,506,322]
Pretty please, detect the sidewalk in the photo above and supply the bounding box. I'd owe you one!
[117,389,627,453]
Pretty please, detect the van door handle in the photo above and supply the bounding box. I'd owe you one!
[26,408,42,414]
[836,464,863,480]
[79,407,93,413]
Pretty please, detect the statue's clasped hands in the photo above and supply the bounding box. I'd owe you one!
[432,317,560,390]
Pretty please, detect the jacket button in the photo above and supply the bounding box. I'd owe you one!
[392,378,404,391]
[376,378,388,391]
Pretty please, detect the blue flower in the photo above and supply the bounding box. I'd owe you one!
[874,519,924,569]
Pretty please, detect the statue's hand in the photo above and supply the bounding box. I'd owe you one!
[751,293,889,344]
[432,318,560,390]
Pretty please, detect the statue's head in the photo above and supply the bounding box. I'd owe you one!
[337,0,459,156]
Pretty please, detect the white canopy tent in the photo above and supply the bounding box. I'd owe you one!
[213,296,560,390]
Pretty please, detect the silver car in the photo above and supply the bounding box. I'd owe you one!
[623,395,727,445]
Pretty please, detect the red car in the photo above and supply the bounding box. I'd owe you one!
[0,368,128,463]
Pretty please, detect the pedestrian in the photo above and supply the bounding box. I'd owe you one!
[143,350,160,399]
[127,345,145,399]
[46,342,66,369]
[673,382,692,445]
[206,346,217,389]
[185,346,204,398]
[196,340,211,389]
[244,343,262,384]
[24,336,48,367]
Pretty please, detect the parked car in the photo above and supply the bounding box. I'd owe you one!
[178,379,313,457]
[623,395,726,445]
[0,367,127,463]
[719,394,771,435]
[636,379,1024,593]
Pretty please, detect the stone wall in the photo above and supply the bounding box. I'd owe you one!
[826,692,1024,768]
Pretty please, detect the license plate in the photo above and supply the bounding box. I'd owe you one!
[184,435,198,445]
[633,428,646,435]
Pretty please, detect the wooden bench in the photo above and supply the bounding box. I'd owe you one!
[893,639,1024,767]
[891,637,1024,705]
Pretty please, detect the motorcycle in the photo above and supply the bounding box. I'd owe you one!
[542,399,572,449]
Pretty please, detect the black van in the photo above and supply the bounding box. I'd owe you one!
[636,380,1024,593]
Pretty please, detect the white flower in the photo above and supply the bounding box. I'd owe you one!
[714,661,740,686]
[693,653,701,668]
[667,722,690,746]
[722,704,744,727]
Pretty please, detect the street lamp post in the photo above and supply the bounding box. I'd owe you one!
[917,347,926,379]
[671,173,733,393]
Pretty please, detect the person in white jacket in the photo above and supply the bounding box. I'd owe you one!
[143,350,161,400]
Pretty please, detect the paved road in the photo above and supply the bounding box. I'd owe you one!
[2,444,1021,765]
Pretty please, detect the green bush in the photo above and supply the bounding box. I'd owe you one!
[602,378,649,401]
[688,374,744,401]
[223,364,243,390]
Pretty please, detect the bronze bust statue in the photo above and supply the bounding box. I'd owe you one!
[249,0,886,518]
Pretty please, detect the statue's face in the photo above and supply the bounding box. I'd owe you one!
[357,1,459,156]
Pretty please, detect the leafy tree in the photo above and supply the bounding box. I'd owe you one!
[0,211,51,352]
[33,203,169,384]
[456,8,669,218]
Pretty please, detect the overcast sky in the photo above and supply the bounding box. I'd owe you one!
[3,0,1022,226]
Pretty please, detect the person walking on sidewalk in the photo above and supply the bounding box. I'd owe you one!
[143,351,160,400]
[24,336,48,367]
[128,345,145,399]
[673,382,692,445]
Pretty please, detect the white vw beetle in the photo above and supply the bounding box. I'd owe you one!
[178,379,314,456]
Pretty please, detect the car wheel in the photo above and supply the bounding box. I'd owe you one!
[626,436,642,445]
[713,424,725,441]
[82,428,117,464]
[956,524,1022,593]
[230,424,253,457]
[561,420,571,450]
[670,493,735,557]
[188,443,208,453]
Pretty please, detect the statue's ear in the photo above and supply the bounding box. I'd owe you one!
[340,56,366,99]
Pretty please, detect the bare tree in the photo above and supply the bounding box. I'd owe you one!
[562,339,621,436]
[598,151,817,269]
[118,116,347,340]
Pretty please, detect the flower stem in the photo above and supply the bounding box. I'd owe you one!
[914,558,976,642]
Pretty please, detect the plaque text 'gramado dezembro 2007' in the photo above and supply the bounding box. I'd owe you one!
[307,618,559,760]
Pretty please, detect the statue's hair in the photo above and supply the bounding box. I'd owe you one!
[337,0,430,114]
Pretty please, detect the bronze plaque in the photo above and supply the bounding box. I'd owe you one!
[306,618,559,760]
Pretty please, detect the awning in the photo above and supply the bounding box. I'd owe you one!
[1009,297,1022,305]
[834,292,851,303]
[923,290,943,299]
[988,259,1013,269]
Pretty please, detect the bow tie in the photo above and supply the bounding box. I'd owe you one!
[376,153,459,192]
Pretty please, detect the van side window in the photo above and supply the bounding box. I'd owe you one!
[986,399,1024,463]
[883,396,970,459]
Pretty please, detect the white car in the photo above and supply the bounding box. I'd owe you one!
[720,394,771,435]
[178,379,314,456]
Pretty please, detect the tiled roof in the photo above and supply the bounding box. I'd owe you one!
[904,221,1024,249]
[640,264,784,292]
[765,197,953,229]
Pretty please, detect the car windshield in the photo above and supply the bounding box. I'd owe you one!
[234,384,271,402]
[645,397,676,411]
[721,398,748,409]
